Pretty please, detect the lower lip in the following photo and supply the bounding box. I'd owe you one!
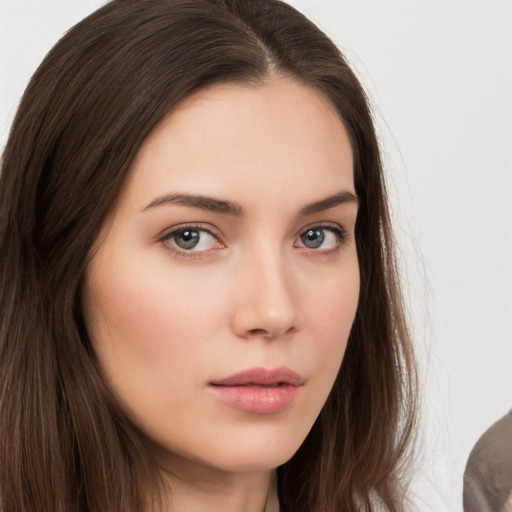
[209,384,300,414]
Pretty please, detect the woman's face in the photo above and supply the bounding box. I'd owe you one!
[83,77,359,475]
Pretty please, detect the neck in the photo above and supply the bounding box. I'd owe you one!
[149,452,278,512]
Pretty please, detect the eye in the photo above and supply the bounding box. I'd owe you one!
[160,225,223,254]
[295,225,346,251]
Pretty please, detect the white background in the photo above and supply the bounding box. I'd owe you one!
[1,1,511,510]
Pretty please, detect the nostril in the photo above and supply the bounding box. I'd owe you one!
[247,328,273,338]
[247,325,296,339]
[230,279,299,339]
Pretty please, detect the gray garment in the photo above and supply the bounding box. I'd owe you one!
[463,410,512,512]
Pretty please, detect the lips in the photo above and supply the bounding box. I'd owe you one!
[209,367,304,414]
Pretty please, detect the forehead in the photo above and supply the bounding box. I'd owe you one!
[121,77,354,212]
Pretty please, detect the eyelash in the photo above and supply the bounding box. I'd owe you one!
[294,222,348,255]
[158,223,224,260]
[158,222,349,259]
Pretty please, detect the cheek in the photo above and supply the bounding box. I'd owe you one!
[301,259,360,386]
[304,255,359,336]
[82,253,224,400]
[260,254,358,442]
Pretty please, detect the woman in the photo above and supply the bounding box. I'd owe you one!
[0,0,417,511]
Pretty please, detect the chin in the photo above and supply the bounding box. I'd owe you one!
[199,424,310,473]
[149,420,310,476]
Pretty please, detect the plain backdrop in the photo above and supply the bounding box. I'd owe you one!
[1,1,511,511]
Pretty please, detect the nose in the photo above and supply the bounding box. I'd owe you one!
[230,248,300,340]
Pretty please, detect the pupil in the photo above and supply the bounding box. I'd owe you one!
[303,229,324,248]
[176,230,199,249]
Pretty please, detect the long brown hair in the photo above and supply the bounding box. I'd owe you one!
[0,1,417,510]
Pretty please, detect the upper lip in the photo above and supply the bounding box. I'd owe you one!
[210,366,304,387]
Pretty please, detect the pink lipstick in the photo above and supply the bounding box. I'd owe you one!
[209,367,303,414]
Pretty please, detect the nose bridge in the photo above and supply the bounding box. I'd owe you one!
[231,240,299,339]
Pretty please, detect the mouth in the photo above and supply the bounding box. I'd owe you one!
[209,367,304,414]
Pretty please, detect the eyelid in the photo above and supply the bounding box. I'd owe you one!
[156,221,350,260]
[157,223,225,257]
[158,222,223,241]
[294,222,349,251]
[295,221,348,239]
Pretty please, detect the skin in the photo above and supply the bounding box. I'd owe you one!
[83,77,360,512]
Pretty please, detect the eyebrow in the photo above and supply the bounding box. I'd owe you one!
[298,191,359,216]
[141,190,359,217]
[141,193,245,217]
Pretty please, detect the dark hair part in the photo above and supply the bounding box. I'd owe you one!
[0,0,417,510]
